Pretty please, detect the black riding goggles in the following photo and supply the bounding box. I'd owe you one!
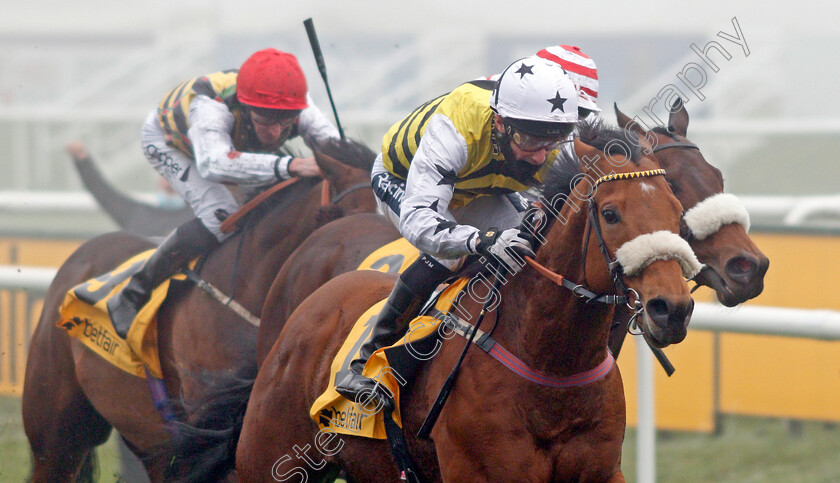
[504,123,570,152]
[247,107,301,127]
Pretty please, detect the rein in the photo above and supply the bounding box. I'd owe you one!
[199,175,372,328]
[417,275,503,440]
[221,176,371,235]
[525,257,630,305]
[220,177,301,234]
[321,178,371,205]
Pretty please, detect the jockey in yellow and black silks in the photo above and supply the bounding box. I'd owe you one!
[336,55,579,401]
[106,48,340,337]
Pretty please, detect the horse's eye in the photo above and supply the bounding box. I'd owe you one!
[601,208,621,224]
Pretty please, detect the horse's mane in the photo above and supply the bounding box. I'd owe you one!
[314,137,377,171]
[576,118,642,165]
[538,119,643,228]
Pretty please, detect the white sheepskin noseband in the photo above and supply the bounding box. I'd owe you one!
[682,193,750,240]
[614,230,702,279]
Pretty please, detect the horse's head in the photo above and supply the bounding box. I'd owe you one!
[615,101,769,306]
[312,138,378,222]
[553,123,698,347]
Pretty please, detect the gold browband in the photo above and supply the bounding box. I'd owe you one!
[593,168,666,187]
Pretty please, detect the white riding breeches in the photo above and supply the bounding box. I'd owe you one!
[140,111,238,241]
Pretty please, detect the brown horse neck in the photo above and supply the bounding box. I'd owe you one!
[493,210,614,379]
[200,179,324,312]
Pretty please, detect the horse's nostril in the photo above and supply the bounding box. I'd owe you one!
[646,298,670,320]
[725,255,758,281]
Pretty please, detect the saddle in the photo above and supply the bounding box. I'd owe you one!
[310,278,469,439]
[56,182,299,379]
[57,249,195,379]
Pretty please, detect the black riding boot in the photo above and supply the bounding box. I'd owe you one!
[334,254,452,401]
[107,218,218,338]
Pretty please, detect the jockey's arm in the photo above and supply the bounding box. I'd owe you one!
[188,95,291,186]
[400,114,479,259]
[297,93,341,147]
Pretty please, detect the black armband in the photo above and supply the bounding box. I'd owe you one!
[274,155,293,180]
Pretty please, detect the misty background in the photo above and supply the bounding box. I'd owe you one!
[2,0,838,233]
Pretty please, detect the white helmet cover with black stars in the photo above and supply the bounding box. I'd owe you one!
[490,55,579,131]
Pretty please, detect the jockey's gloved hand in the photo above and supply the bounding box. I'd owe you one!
[470,227,535,274]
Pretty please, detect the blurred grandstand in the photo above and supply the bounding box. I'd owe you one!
[1,3,839,482]
[1,1,838,235]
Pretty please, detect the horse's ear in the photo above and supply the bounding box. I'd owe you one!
[667,98,689,136]
[614,102,646,135]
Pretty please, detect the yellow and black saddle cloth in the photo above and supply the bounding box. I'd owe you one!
[356,236,420,274]
[57,250,196,379]
[310,277,468,440]
[57,235,420,380]
[309,235,442,439]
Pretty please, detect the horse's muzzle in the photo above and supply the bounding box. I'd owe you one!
[644,295,694,347]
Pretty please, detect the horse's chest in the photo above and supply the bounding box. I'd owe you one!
[521,399,624,480]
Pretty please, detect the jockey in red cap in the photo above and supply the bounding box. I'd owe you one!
[107,48,340,337]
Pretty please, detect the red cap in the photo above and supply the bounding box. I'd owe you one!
[237,48,308,110]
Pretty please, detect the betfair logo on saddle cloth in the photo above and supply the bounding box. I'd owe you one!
[57,250,194,379]
[310,278,469,440]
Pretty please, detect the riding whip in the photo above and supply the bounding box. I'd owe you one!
[303,18,345,139]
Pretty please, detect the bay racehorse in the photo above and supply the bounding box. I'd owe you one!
[21,138,377,482]
[607,100,769,355]
[615,100,768,306]
[175,113,767,478]
[255,106,768,365]
[236,127,698,481]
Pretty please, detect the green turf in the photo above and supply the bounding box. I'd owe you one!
[3,395,840,482]
[622,416,840,482]
[1,396,122,482]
